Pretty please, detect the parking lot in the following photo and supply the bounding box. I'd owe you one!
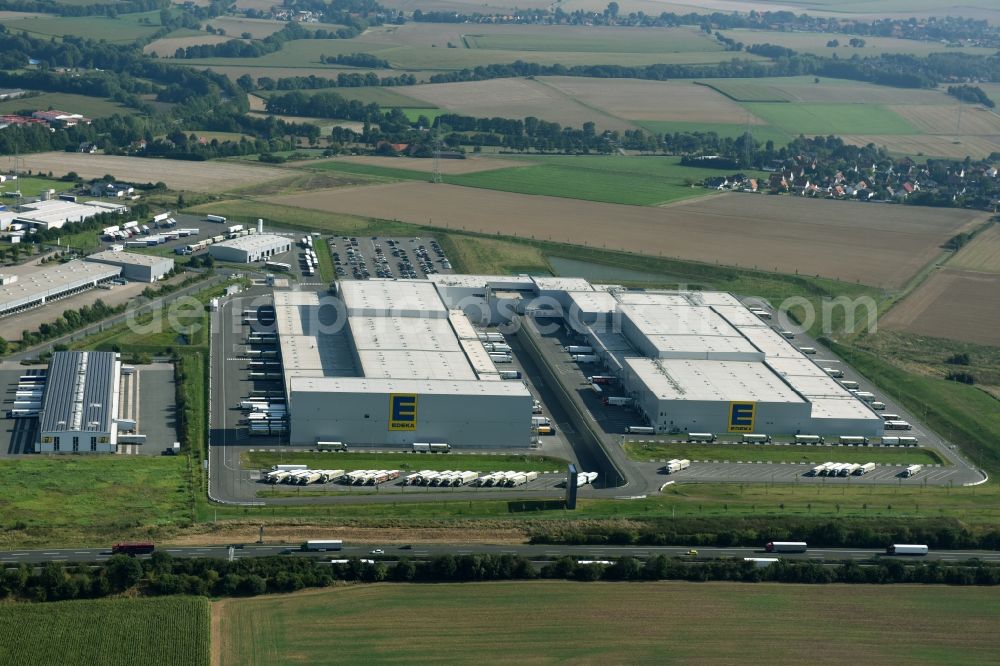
[328,235,452,281]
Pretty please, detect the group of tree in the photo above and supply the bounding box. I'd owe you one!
[245,71,417,92]
[529,516,1000,550]
[1,550,998,603]
[0,0,167,18]
[174,20,360,59]
[947,84,996,108]
[20,299,120,348]
[320,52,390,68]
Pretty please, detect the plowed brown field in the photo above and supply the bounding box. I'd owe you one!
[882,269,1000,345]
[271,183,986,288]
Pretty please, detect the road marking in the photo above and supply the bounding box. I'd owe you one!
[43,552,59,555]
[73,551,90,555]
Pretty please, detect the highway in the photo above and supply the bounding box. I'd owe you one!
[3,544,999,565]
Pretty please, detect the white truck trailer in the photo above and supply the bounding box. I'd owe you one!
[885,544,929,556]
[855,462,876,475]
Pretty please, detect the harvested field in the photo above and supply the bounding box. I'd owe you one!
[247,111,363,133]
[838,134,1000,159]
[215,582,1000,666]
[726,27,998,57]
[540,77,766,124]
[403,78,635,131]
[882,269,1000,345]
[210,16,288,38]
[949,224,1000,273]
[310,155,527,175]
[890,104,1000,136]
[271,184,986,288]
[178,64,403,84]
[12,152,289,193]
[143,34,233,56]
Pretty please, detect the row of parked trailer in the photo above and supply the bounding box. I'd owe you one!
[300,236,318,277]
[808,461,877,477]
[662,458,691,474]
[7,372,47,418]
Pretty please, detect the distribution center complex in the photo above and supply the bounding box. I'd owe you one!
[209,234,291,263]
[85,250,174,282]
[38,351,121,453]
[269,276,881,449]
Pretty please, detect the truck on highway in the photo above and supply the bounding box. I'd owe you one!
[604,396,630,407]
[764,541,807,553]
[302,540,342,552]
[571,354,598,363]
[855,462,876,475]
[112,542,155,555]
[886,544,929,556]
[687,432,716,443]
[903,464,922,478]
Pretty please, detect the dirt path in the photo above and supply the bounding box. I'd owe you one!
[165,523,528,546]
[211,598,226,666]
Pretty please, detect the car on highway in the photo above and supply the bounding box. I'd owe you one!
[371,548,385,555]
[399,544,412,550]
[687,549,698,557]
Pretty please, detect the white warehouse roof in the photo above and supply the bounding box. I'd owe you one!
[348,315,461,353]
[0,260,120,313]
[289,376,529,398]
[212,233,288,253]
[340,279,447,318]
[356,349,477,381]
[625,357,806,404]
[621,303,742,337]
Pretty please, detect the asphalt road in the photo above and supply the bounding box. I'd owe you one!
[3,544,999,565]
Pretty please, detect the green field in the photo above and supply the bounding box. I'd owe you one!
[307,160,433,182]
[698,77,951,105]
[624,441,943,466]
[244,451,566,473]
[446,155,769,206]
[743,102,916,136]
[634,120,791,146]
[463,26,720,53]
[2,597,209,666]
[0,15,160,42]
[0,92,135,118]
[728,27,998,58]
[0,176,65,197]
[0,457,190,545]
[217,582,1000,665]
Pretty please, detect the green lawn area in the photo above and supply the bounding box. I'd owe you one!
[446,155,770,206]
[0,92,136,118]
[243,451,566,473]
[635,120,792,147]
[1,597,209,666]
[743,102,916,136]
[624,441,943,466]
[464,26,720,53]
[0,15,160,42]
[0,176,66,197]
[306,160,433,182]
[218,582,1000,666]
[0,457,191,545]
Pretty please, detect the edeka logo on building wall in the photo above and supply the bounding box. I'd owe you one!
[388,393,418,431]
[728,401,756,433]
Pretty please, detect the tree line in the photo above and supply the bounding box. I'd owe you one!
[0,0,167,17]
[1,550,998,603]
[947,84,996,108]
[528,516,1000,551]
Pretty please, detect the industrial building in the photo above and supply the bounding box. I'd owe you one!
[273,281,533,448]
[209,234,291,263]
[428,275,884,437]
[38,351,121,453]
[0,260,120,317]
[85,250,174,283]
[8,199,127,230]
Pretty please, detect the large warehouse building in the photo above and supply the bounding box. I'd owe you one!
[38,351,121,453]
[9,199,127,230]
[85,249,174,282]
[209,234,291,263]
[427,275,883,437]
[0,260,120,317]
[274,281,534,448]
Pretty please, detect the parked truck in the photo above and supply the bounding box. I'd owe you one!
[588,375,615,385]
[903,464,922,478]
[604,396,630,407]
[663,458,691,474]
[741,433,771,443]
[823,367,844,378]
[808,463,831,477]
[499,370,522,380]
[840,463,861,477]
[206,214,227,223]
[687,432,716,443]
[855,462,876,476]
[839,435,869,445]
[571,354,598,363]
[565,345,594,354]
[794,434,825,444]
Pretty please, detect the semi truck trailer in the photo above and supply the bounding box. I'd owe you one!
[764,541,807,553]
